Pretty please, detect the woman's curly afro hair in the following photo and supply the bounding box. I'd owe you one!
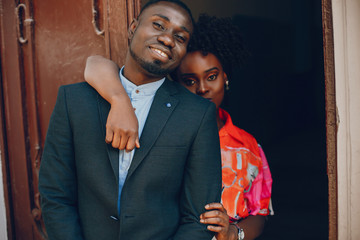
[187,14,249,77]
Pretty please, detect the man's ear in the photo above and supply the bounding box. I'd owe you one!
[128,18,138,40]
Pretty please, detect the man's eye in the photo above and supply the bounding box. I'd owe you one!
[153,22,164,30]
[175,35,186,43]
[208,74,218,81]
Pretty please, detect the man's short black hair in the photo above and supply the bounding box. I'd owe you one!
[140,0,194,28]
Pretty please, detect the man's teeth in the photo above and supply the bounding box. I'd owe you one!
[153,48,168,58]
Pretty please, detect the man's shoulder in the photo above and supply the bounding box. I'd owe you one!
[58,82,98,98]
[59,81,93,92]
[166,80,213,108]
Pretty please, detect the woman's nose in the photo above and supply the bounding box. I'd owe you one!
[196,82,209,95]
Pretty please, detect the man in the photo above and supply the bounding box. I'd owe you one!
[39,0,222,239]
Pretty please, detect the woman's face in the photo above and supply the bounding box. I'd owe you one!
[176,51,227,109]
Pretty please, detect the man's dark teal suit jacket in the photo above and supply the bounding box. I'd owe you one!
[39,79,222,240]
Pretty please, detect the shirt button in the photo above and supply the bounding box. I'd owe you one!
[135,90,140,94]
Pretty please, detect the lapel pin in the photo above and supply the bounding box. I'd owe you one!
[166,103,171,108]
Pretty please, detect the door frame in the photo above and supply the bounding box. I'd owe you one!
[0,0,36,238]
[322,0,337,239]
[328,0,360,239]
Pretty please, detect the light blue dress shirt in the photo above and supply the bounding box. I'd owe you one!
[117,66,165,214]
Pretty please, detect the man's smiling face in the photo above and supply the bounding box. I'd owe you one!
[128,1,193,77]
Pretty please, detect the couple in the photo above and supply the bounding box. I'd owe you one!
[39,0,272,239]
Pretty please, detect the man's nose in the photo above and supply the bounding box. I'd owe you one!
[157,32,175,48]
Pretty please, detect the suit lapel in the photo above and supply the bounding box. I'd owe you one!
[97,95,119,183]
[127,79,179,179]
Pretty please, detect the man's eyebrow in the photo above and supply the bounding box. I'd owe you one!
[153,14,191,34]
[154,14,170,22]
[180,26,191,34]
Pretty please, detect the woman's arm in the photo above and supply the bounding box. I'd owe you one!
[84,55,139,151]
[200,203,265,240]
[235,215,265,240]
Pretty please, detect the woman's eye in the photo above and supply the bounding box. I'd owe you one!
[208,74,218,81]
[183,79,195,86]
[153,22,164,30]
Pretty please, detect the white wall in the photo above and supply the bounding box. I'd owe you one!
[0,152,8,239]
[332,0,360,239]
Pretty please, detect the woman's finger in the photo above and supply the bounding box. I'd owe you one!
[118,132,129,150]
[205,202,226,212]
[105,127,114,144]
[201,209,228,221]
[125,135,137,152]
[111,131,121,149]
[207,224,224,233]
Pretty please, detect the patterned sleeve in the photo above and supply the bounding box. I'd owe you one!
[243,145,274,216]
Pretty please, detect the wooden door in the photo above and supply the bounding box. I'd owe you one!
[0,0,140,239]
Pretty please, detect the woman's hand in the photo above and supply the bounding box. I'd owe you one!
[106,95,140,151]
[200,203,237,240]
[84,55,140,151]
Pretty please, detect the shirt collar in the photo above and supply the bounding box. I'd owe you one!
[218,108,245,144]
[119,66,165,99]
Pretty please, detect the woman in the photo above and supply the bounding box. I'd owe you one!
[85,14,273,240]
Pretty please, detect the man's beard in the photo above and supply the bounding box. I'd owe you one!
[129,46,173,77]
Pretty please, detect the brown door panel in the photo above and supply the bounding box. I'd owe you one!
[34,0,107,141]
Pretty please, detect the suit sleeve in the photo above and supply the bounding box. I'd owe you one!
[172,103,222,240]
[39,86,84,240]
